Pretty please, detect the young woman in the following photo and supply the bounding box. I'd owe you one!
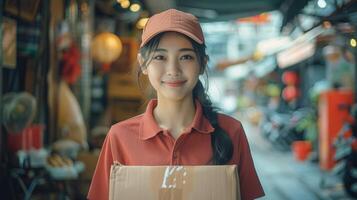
[88,9,265,200]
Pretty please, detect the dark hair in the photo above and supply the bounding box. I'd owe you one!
[138,32,233,165]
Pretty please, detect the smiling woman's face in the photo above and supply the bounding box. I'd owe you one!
[141,32,201,102]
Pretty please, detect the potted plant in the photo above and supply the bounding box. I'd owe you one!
[293,110,318,162]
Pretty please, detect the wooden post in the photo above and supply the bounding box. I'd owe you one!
[48,0,64,144]
[0,0,4,166]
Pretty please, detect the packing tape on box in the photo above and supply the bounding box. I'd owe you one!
[158,166,188,200]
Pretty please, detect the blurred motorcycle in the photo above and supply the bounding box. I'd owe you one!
[260,107,314,152]
[332,104,357,198]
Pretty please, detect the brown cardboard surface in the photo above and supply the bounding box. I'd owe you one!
[109,165,240,200]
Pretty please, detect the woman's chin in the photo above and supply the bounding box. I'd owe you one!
[159,92,192,102]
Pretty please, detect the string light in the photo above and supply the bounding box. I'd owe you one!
[136,17,148,29]
[350,38,356,48]
[120,0,130,9]
[317,0,327,8]
[130,3,141,12]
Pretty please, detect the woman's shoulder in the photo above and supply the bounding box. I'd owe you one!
[109,114,145,136]
[216,113,245,136]
[217,113,243,126]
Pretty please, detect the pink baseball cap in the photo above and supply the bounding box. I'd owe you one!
[140,9,205,48]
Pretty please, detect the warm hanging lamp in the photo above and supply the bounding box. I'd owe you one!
[91,32,123,72]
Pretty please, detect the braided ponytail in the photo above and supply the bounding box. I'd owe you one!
[193,81,233,165]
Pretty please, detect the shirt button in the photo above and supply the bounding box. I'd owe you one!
[173,152,178,159]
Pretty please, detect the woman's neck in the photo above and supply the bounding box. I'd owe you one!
[153,97,196,139]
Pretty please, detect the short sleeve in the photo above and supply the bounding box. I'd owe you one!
[87,128,120,200]
[232,122,265,200]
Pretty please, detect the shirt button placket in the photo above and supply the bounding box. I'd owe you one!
[172,135,185,165]
[172,151,179,165]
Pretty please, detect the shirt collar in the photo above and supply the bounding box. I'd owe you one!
[139,99,215,140]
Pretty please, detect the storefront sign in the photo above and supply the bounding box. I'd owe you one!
[277,42,315,68]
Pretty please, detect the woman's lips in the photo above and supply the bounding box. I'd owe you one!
[163,80,187,87]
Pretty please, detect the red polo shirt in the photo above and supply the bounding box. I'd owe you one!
[88,99,264,200]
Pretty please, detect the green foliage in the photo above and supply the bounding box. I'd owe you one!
[296,112,318,146]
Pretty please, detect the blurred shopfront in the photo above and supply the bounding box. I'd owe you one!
[215,1,357,198]
[0,0,149,198]
[1,0,357,199]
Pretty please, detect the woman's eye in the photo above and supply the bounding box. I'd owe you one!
[181,55,194,60]
[153,55,165,60]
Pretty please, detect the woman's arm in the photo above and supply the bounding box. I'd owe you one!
[87,129,116,200]
[233,122,265,200]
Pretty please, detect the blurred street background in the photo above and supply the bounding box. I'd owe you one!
[1,0,357,199]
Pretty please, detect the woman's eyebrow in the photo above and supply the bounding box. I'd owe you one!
[179,48,195,52]
[154,48,195,52]
[154,49,167,52]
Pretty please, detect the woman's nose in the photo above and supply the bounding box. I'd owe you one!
[166,59,181,76]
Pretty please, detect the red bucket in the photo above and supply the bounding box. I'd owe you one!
[292,141,312,161]
[7,124,44,152]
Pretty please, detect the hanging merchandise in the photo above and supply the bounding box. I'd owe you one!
[2,17,17,68]
[59,42,81,84]
[56,22,81,84]
[282,85,299,102]
[265,84,281,97]
[281,71,300,103]
[17,14,41,57]
[282,71,299,85]
[47,76,88,149]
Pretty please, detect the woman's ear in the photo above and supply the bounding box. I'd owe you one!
[137,53,148,75]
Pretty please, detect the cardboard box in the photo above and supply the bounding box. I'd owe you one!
[109,164,240,200]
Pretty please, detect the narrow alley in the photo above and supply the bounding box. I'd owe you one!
[242,119,354,200]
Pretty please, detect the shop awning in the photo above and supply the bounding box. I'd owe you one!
[95,0,312,30]
[143,0,311,24]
